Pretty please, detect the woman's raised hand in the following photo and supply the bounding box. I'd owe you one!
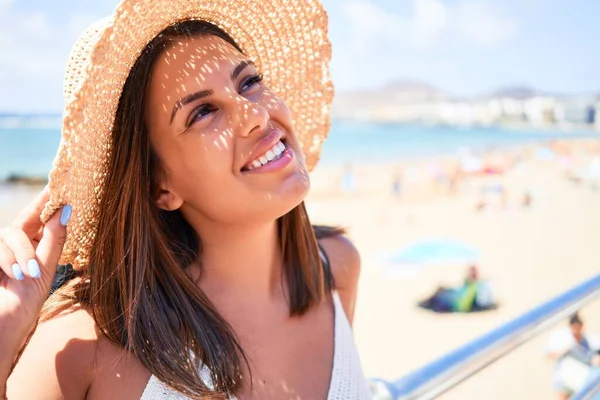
[0,187,71,382]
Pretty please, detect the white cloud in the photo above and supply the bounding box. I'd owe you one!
[330,0,520,93]
[411,0,448,49]
[0,1,107,111]
[454,3,518,45]
[342,0,447,51]
[68,14,101,38]
[18,13,52,38]
[341,0,517,51]
[0,7,63,79]
[343,2,408,44]
[0,0,13,12]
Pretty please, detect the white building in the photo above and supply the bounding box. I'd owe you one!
[523,97,556,126]
[555,97,596,125]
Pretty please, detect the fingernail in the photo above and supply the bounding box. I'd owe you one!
[60,204,72,226]
[27,259,41,279]
[12,263,24,280]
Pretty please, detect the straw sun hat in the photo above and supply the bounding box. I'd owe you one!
[41,0,333,270]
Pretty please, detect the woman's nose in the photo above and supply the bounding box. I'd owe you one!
[231,95,269,138]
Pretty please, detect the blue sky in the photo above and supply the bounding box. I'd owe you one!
[0,0,598,112]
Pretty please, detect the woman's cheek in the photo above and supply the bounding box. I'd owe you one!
[262,91,293,121]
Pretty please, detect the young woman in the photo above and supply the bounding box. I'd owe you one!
[0,1,370,399]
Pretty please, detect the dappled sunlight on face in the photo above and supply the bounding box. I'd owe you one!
[145,35,309,226]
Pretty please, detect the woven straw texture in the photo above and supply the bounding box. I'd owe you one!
[41,0,333,270]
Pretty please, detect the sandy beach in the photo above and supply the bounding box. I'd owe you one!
[1,139,599,399]
[307,139,600,399]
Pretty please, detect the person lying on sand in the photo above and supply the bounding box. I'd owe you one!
[419,265,495,313]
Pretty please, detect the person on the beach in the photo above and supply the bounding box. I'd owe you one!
[475,183,508,212]
[392,168,403,200]
[0,1,371,399]
[420,265,494,313]
[342,163,357,194]
[547,313,600,400]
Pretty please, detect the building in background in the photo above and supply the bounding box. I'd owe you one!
[523,97,557,127]
[555,97,596,126]
[332,83,600,131]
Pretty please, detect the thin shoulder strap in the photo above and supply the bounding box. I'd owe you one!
[317,243,336,290]
[49,264,77,296]
[318,243,331,269]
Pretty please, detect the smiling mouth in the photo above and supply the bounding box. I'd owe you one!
[242,140,287,171]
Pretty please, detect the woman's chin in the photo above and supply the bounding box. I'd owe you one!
[269,178,311,220]
[284,169,310,201]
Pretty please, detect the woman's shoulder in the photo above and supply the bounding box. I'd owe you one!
[8,307,98,399]
[318,231,361,325]
[318,232,361,287]
[8,306,150,399]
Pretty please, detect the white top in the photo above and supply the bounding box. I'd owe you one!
[546,327,600,358]
[141,292,372,399]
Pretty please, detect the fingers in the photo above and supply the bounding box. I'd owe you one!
[35,205,71,286]
[0,202,71,287]
[12,185,51,238]
[0,239,24,280]
[0,226,39,279]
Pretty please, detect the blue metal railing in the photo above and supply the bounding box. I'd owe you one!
[369,273,600,400]
[572,373,600,400]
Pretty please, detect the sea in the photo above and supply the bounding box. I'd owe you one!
[0,115,598,181]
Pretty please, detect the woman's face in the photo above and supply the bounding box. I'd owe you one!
[145,35,310,225]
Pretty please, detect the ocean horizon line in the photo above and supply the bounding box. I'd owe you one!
[2,120,599,182]
[1,113,599,135]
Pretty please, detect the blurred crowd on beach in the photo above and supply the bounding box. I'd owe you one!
[310,138,600,213]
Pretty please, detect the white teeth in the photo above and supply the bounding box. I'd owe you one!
[245,140,287,171]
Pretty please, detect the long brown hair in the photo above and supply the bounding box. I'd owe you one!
[41,20,340,398]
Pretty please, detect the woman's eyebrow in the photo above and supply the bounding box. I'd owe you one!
[169,60,255,123]
[231,60,255,80]
[170,89,214,123]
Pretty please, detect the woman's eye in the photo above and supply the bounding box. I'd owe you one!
[188,104,216,126]
[240,74,264,92]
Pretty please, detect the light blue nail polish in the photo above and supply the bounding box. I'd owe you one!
[60,204,72,226]
[12,263,24,281]
[27,259,41,279]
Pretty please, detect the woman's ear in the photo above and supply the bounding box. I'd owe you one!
[156,180,184,211]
